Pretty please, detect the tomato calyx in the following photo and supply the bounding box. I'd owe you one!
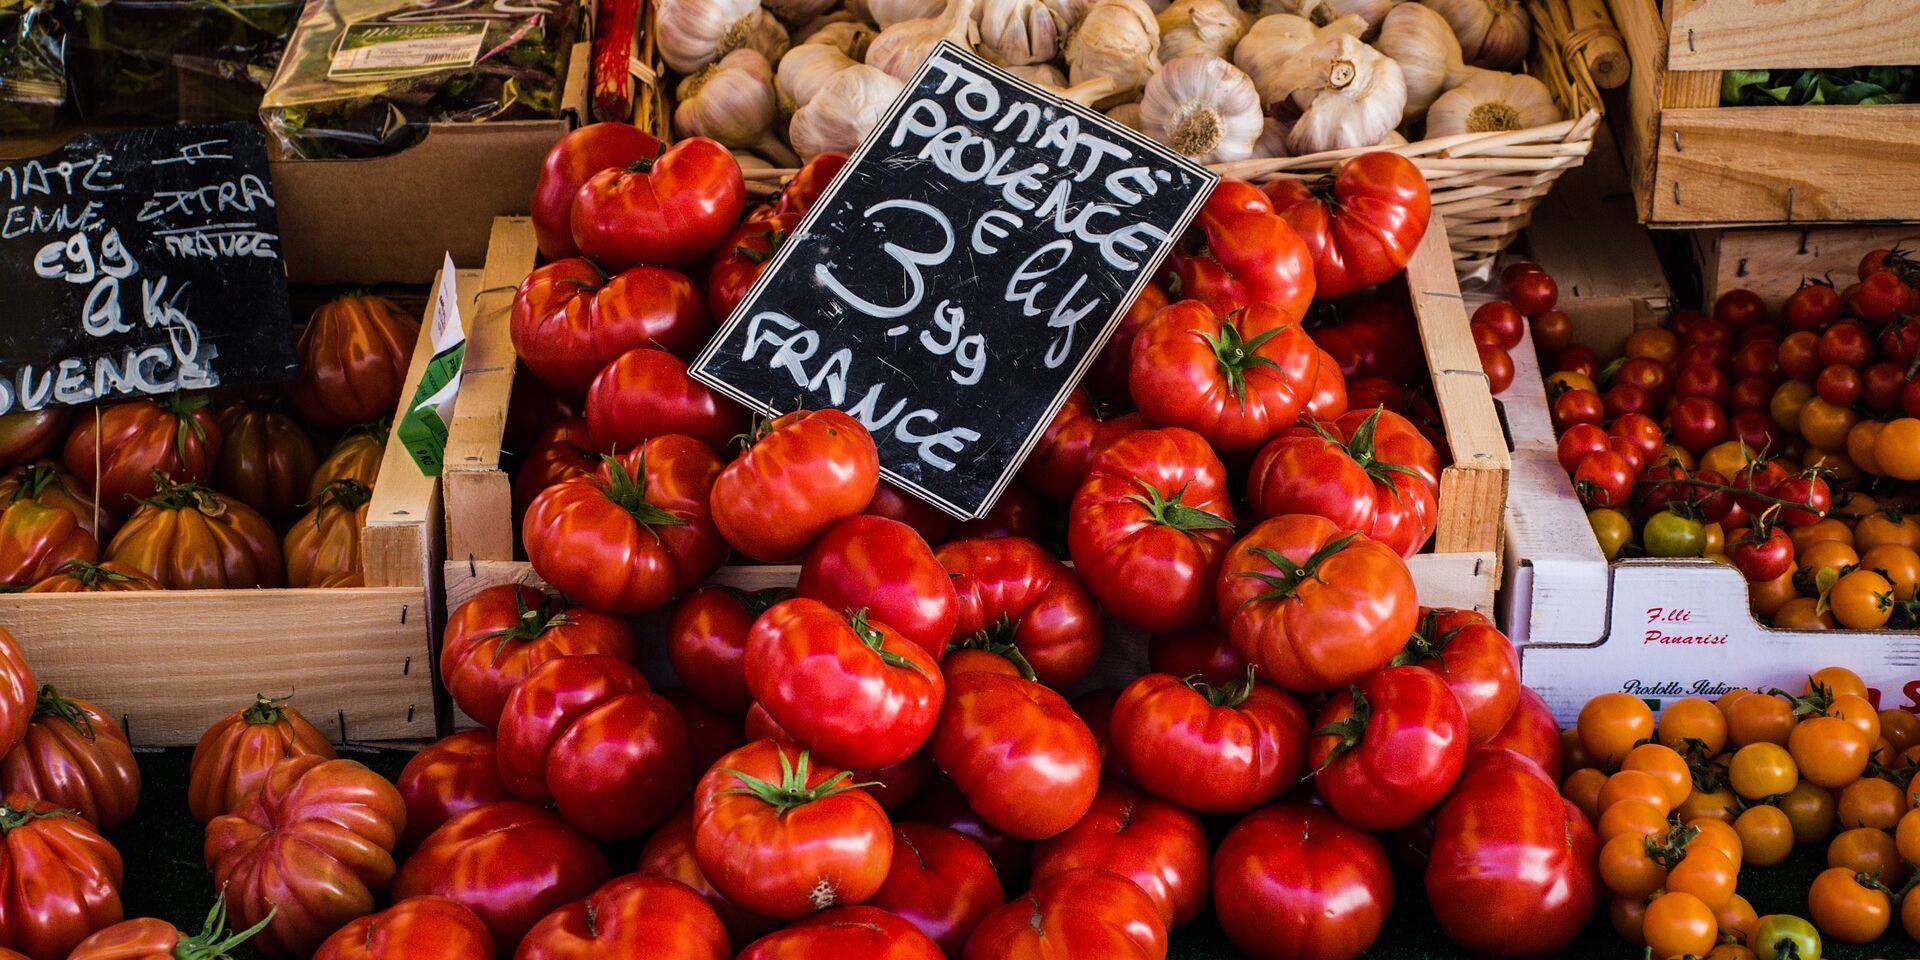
[159,392,213,457]
[1186,665,1259,709]
[737,228,788,264]
[1203,315,1289,403]
[1310,406,1424,493]
[175,895,276,960]
[1390,609,1459,669]
[306,478,373,515]
[8,462,64,504]
[1235,533,1362,608]
[479,589,574,664]
[717,748,872,815]
[0,797,75,834]
[139,471,227,517]
[847,608,929,677]
[624,145,667,175]
[946,617,1039,681]
[1125,480,1234,534]
[32,684,97,741]
[47,559,141,589]
[723,584,793,619]
[239,693,295,727]
[1309,686,1371,775]
[598,454,689,541]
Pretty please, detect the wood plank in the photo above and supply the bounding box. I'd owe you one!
[1668,0,1920,71]
[1526,123,1674,322]
[1660,71,1721,109]
[0,589,437,746]
[1699,225,1920,304]
[444,218,540,565]
[1606,0,1669,222]
[1650,105,1920,224]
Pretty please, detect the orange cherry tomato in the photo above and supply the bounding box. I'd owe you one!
[1861,544,1920,602]
[1880,708,1920,753]
[1707,943,1758,960]
[1874,418,1920,481]
[1726,692,1796,748]
[1840,776,1909,830]
[1560,727,1596,772]
[1611,896,1648,947]
[1790,716,1872,788]
[1750,566,1801,619]
[1857,511,1920,553]
[1779,782,1837,846]
[1562,768,1607,824]
[1808,866,1891,944]
[1729,743,1799,800]
[1688,817,1744,868]
[1790,518,1854,554]
[1734,804,1793,867]
[1830,569,1895,630]
[1600,799,1671,846]
[1828,694,1881,747]
[1848,420,1886,475]
[1895,807,1920,865]
[1773,597,1835,630]
[1642,892,1718,959]
[1666,845,1737,911]
[1624,744,1693,810]
[1626,328,1680,364]
[1598,831,1668,900]
[1579,692,1656,767]
[1828,826,1902,888]
[1600,770,1675,816]
[1799,396,1861,452]
[1799,540,1862,585]
[1808,666,1869,702]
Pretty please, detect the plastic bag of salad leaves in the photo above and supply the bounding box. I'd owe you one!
[259,0,578,159]
[68,0,301,123]
[0,0,67,132]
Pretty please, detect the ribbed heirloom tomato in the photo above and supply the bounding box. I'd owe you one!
[394,731,511,851]
[1392,608,1522,742]
[514,419,598,516]
[282,478,370,587]
[517,874,729,960]
[708,212,801,323]
[288,294,419,431]
[933,671,1102,841]
[0,629,35,758]
[1,461,114,544]
[107,477,282,589]
[1167,179,1315,318]
[1110,669,1308,814]
[638,809,778,948]
[938,535,1103,688]
[1262,151,1431,300]
[512,260,712,396]
[1129,299,1316,454]
[0,499,93,588]
[212,399,318,522]
[0,687,139,832]
[1247,406,1441,557]
[439,584,637,729]
[711,409,880,562]
[1212,802,1393,960]
[1021,387,1144,501]
[0,409,68,469]
[865,823,1005,955]
[312,896,494,960]
[64,396,221,511]
[571,136,746,271]
[0,794,123,960]
[962,867,1168,960]
[583,348,747,455]
[188,694,335,824]
[668,585,788,715]
[1031,780,1211,928]
[1309,666,1468,830]
[740,906,945,960]
[795,515,958,658]
[393,801,610,950]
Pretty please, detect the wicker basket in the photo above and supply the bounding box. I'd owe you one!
[634,0,1608,275]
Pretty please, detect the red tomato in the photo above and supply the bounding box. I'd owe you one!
[530,121,661,260]
[962,867,1167,960]
[1394,608,1521,743]
[1772,474,1830,527]
[708,213,800,323]
[656,689,745,775]
[1473,302,1526,349]
[0,409,69,471]
[1715,289,1769,329]
[1309,666,1468,830]
[204,756,405,958]
[287,295,419,431]
[1067,428,1235,634]
[0,794,122,959]
[584,347,747,454]
[1247,406,1441,557]
[1262,152,1430,299]
[795,515,958,658]
[517,874,728,960]
[0,688,139,833]
[1071,688,1124,775]
[951,481,1045,541]
[1817,364,1864,406]
[1731,339,1782,381]
[522,438,726,614]
[1503,261,1544,285]
[1778,331,1822,380]
[440,584,637,728]
[1574,450,1635,508]
[63,396,221,511]
[1682,317,1734,350]
[512,419,599,518]
[210,399,319,522]
[711,410,880,563]
[1313,303,1424,384]
[1168,179,1315,318]
[313,896,495,960]
[1614,357,1671,404]
[1032,780,1210,927]
[932,672,1100,841]
[1879,318,1920,365]
[901,778,1032,884]
[1146,626,1249,687]
[863,481,952,545]
[938,536,1103,688]
[1305,348,1350,421]
[744,599,944,770]
[1216,516,1418,693]
[0,630,33,770]
[1784,282,1841,331]
[1609,413,1667,468]
[1481,687,1563,780]
[668,585,788,716]
[1730,377,1775,412]
[1556,423,1609,474]
[637,808,779,948]
[1129,299,1315,453]
[512,261,710,396]
[393,801,611,951]
[866,823,1004,955]
[1510,272,1560,318]
[740,906,944,960]
[1862,361,1906,412]
[1426,750,1600,959]
[495,655,687,839]
[692,740,892,920]
[1110,671,1307,814]
[1675,363,1731,406]
[188,695,335,825]
[571,136,744,271]
[1818,320,1875,367]
[767,153,849,218]
[857,749,934,814]
[1020,388,1145,502]
[1213,802,1393,960]
[1550,389,1604,433]
[1086,282,1172,401]
[1850,271,1912,326]
[0,499,93,589]
[1728,526,1794,582]
[394,731,511,853]
[1479,345,1516,394]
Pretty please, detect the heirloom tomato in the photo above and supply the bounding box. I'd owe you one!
[708,212,801,323]
[669,585,788,715]
[692,740,892,920]
[393,801,610,949]
[902,777,1033,883]
[1216,516,1417,692]
[0,409,68,470]
[395,731,511,852]
[1262,152,1430,299]
[107,478,282,589]
[310,426,386,498]
[866,823,1005,955]
[638,808,779,948]
[1391,608,1521,742]
[938,535,1102,688]
[1130,299,1315,453]
[952,481,1044,541]
[1213,802,1393,960]
[1308,665,1467,830]
[1306,348,1350,420]
[571,137,745,271]
[204,756,404,958]
[0,796,124,960]
[513,418,599,520]
[1480,686,1562,781]
[740,906,944,960]
[0,687,138,832]
[1247,406,1440,557]
[1110,670,1307,815]
[1168,179,1315,317]
[931,671,1100,840]
[658,689,746,774]
[187,694,336,824]
[1020,388,1143,502]
[1147,626,1249,686]
[584,347,747,454]
[522,440,726,614]
[21,560,156,593]
[514,260,711,396]
[1032,780,1210,927]
[795,516,958,658]
[440,584,636,729]
[1089,281,1172,400]
[66,898,265,960]
[1067,428,1235,634]
[64,396,221,510]
[517,874,729,960]
[496,655,687,839]
[711,409,880,562]
[1314,300,1422,382]
[313,896,494,960]
[1,461,114,543]
[530,121,662,259]
[962,867,1168,960]
[289,294,419,430]
[282,478,369,587]
[769,153,848,217]
[212,399,318,521]
[0,499,93,588]
[862,481,952,545]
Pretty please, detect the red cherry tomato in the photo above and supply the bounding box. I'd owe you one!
[1472,302,1526,350]
[1509,273,1560,318]
[1714,289,1768,329]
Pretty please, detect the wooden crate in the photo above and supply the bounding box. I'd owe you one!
[1521,123,1673,345]
[0,278,489,748]
[1694,224,1920,304]
[1611,0,1920,226]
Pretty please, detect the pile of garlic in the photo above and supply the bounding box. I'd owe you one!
[652,0,1564,166]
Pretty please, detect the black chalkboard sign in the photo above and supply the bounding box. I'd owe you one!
[0,122,297,415]
[693,43,1216,519]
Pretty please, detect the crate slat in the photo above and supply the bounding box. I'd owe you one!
[444,218,539,567]
[1666,0,1920,72]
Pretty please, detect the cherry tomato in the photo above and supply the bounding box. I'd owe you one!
[1510,273,1559,318]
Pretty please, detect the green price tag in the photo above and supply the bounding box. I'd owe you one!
[398,254,466,477]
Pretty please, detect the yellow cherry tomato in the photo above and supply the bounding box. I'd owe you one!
[1700,441,1759,482]
[1856,510,1920,552]
[1546,370,1598,395]
[1831,569,1895,630]
[1791,518,1854,554]
[1750,565,1801,619]
[1799,397,1861,452]
[1734,804,1793,866]
[1771,380,1816,434]
[1589,508,1633,562]
[1861,544,1920,602]
[1848,420,1887,476]
[1658,697,1729,757]
[1774,597,1835,629]
[1729,742,1800,800]
[1876,418,1920,481]
[1626,327,1681,364]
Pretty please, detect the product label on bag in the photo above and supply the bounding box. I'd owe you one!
[693,42,1216,520]
[328,21,487,79]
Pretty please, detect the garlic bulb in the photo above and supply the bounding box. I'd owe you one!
[1275,33,1406,154]
[677,49,801,166]
[790,64,906,159]
[764,0,837,26]
[1006,62,1069,87]
[868,0,979,81]
[1234,13,1364,109]
[1419,0,1530,69]
[1253,117,1291,157]
[1269,0,1389,32]
[1139,54,1263,162]
[1157,0,1246,61]
[978,0,1089,66]
[1425,71,1559,136]
[1065,0,1160,106]
[868,0,946,27]
[1377,129,1407,145]
[1375,2,1499,119]
[797,16,877,55]
[657,0,778,73]
[779,41,860,112]
[1106,101,1144,130]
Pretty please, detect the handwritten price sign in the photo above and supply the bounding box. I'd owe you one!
[694,43,1215,519]
[0,123,297,413]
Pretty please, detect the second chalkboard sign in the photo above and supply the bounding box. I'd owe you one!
[693,42,1216,520]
